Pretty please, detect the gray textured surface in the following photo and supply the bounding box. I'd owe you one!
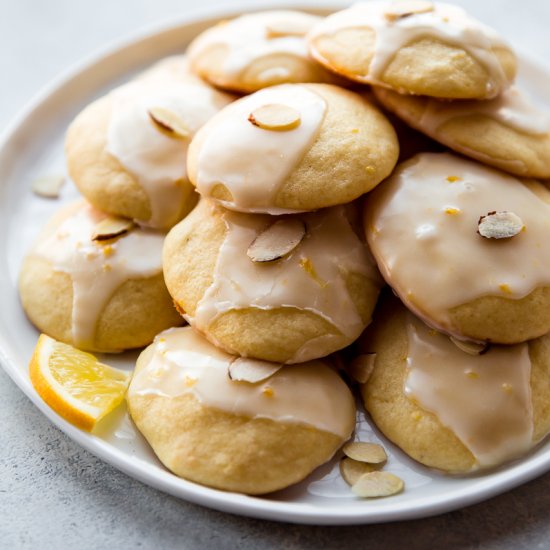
[1,0,550,547]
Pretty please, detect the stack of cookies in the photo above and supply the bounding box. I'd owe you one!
[20,57,234,353]
[309,1,550,474]
[19,3,550,496]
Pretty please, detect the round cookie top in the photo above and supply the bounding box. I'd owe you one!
[187,10,336,93]
[25,201,165,351]
[359,296,550,473]
[129,326,356,440]
[127,326,356,494]
[187,83,399,213]
[374,85,550,178]
[163,200,382,363]
[308,1,516,99]
[364,152,550,343]
[66,76,232,229]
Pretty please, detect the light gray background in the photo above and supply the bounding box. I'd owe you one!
[1,1,550,548]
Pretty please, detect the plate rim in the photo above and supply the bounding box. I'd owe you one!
[1,0,550,526]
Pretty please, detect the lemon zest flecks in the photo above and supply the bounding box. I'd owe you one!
[299,258,327,288]
[444,207,461,215]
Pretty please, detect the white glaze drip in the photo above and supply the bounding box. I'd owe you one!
[106,80,231,227]
[417,86,550,136]
[194,84,327,214]
[189,11,320,81]
[309,1,511,96]
[128,326,356,439]
[32,202,164,350]
[191,205,381,363]
[366,153,550,334]
[405,314,533,468]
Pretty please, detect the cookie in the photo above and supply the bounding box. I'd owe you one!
[358,295,550,473]
[127,326,356,494]
[374,85,550,178]
[187,10,336,93]
[187,83,399,213]
[364,152,550,344]
[66,76,233,228]
[308,1,516,99]
[163,200,382,363]
[137,55,204,85]
[19,201,182,352]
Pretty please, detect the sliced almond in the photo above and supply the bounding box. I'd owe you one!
[31,175,65,198]
[92,216,135,242]
[247,218,306,262]
[349,353,376,384]
[343,442,387,464]
[339,458,379,486]
[477,211,524,239]
[148,107,190,139]
[228,357,282,383]
[384,0,434,21]
[450,336,489,356]
[248,104,301,131]
[265,20,310,39]
[352,471,404,498]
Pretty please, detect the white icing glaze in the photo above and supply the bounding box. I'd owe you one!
[128,326,356,439]
[32,202,164,350]
[366,153,550,335]
[188,11,320,82]
[106,80,232,227]
[309,1,511,96]
[415,86,550,136]
[194,84,327,213]
[190,204,381,363]
[405,314,533,468]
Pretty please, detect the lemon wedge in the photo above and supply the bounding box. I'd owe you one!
[29,334,130,431]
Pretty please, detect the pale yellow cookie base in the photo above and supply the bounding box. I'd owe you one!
[163,200,379,363]
[187,84,399,212]
[310,31,516,99]
[373,86,550,179]
[187,14,339,94]
[19,255,183,353]
[127,345,347,495]
[65,94,198,229]
[359,295,550,473]
[190,42,338,94]
[447,288,550,344]
[18,203,183,352]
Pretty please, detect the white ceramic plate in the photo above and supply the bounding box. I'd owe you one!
[2,2,550,526]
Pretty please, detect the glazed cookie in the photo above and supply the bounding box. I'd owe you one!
[358,296,550,473]
[127,326,356,494]
[187,10,336,93]
[374,85,550,178]
[137,55,203,84]
[187,83,399,213]
[66,76,233,228]
[308,1,516,99]
[19,201,182,352]
[364,152,550,344]
[163,200,382,363]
